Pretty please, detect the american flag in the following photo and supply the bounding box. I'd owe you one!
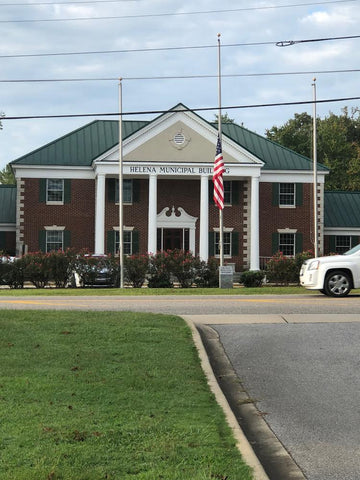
[213,135,226,210]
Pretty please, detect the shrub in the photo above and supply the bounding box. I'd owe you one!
[147,252,173,288]
[0,256,25,289]
[22,252,50,288]
[194,258,219,288]
[266,251,314,285]
[124,254,148,288]
[166,249,199,288]
[47,249,76,288]
[240,270,265,288]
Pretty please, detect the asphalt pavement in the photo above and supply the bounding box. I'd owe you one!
[189,316,360,480]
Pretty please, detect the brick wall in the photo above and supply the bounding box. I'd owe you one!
[22,178,95,252]
[259,182,314,257]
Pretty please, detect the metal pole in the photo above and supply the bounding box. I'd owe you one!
[118,78,124,287]
[312,78,318,258]
[217,33,224,268]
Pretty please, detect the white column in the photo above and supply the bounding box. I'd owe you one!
[199,175,209,261]
[94,173,106,254]
[250,176,260,270]
[148,174,157,254]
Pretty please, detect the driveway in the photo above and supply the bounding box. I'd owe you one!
[193,317,360,480]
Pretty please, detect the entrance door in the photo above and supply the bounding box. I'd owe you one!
[157,228,190,251]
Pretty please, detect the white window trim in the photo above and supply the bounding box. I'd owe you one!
[214,229,233,258]
[279,183,296,208]
[46,179,64,205]
[44,225,65,231]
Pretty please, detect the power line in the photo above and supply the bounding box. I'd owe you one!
[1,68,360,83]
[1,35,359,59]
[2,96,360,121]
[1,0,358,22]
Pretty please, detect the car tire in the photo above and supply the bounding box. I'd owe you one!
[323,270,352,297]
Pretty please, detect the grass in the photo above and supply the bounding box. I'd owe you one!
[0,285,315,296]
[0,310,254,480]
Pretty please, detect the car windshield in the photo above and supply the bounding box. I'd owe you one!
[343,243,360,255]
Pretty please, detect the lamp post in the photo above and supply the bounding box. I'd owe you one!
[312,78,318,258]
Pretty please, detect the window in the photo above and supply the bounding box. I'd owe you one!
[115,230,133,255]
[115,179,133,204]
[215,231,232,256]
[279,233,295,256]
[279,183,295,207]
[47,179,64,203]
[335,236,351,254]
[46,230,63,252]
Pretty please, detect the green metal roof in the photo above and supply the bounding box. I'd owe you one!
[0,185,16,224]
[218,122,328,171]
[324,191,360,228]
[11,120,148,167]
[11,106,327,172]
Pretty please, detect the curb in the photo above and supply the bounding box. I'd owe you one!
[183,316,270,480]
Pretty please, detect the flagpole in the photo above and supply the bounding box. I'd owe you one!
[312,78,318,258]
[217,33,224,268]
[118,78,124,288]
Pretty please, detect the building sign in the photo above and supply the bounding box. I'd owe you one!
[126,165,231,175]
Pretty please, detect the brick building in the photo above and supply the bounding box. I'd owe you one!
[8,104,334,269]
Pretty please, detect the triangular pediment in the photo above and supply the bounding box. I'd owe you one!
[96,105,263,166]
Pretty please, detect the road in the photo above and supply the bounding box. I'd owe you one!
[1,292,359,480]
[1,293,360,315]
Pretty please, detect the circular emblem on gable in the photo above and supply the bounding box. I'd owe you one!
[169,129,191,150]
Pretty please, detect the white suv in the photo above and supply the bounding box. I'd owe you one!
[300,244,360,297]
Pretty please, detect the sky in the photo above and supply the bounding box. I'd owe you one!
[1,0,360,171]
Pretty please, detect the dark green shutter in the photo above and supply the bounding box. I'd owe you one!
[329,236,336,253]
[133,180,140,203]
[272,183,279,206]
[0,232,6,250]
[295,183,303,206]
[351,236,358,248]
[39,179,47,203]
[295,233,303,254]
[272,233,279,254]
[107,230,115,254]
[108,178,116,203]
[39,230,46,252]
[132,230,139,254]
[64,230,71,249]
[231,231,239,256]
[209,181,214,204]
[64,180,71,204]
[232,181,240,205]
[208,232,215,256]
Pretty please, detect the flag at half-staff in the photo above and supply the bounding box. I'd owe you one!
[213,134,226,210]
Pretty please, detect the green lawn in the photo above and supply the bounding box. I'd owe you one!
[0,311,253,480]
[0,285,315,296]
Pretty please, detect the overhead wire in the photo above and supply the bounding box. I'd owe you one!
[1,35,359,59]
[2,95,360,121]
[0,0,358,20]
[1,68,360,83]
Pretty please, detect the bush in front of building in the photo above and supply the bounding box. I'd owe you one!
[124,254,149,288]
[240,270,265,287]
[47,249,77,288]
[0,255,25,288]
[265,250,314,285]
[166,249,199,288]
[22,252,51,288]
[147,252,173,288]
[194,257,219,288]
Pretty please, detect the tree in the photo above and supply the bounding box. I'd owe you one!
[0,164,15,185]
[214,112,235,124]
[266,107,360,191]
